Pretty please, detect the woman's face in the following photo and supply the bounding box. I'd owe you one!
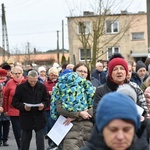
[13,69,23,79]
[111,65,126,85]
[76,65,88,79]
[49,73,58,81]
[103,119,134,150]
[39,71,46,77]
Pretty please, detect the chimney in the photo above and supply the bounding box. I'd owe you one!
[83,11,94,16]
[121,10,128,14]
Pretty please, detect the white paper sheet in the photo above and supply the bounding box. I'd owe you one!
[47,115,73,146]
[136,104,144,116]
[23,103,42,107]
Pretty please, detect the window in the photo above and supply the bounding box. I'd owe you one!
[105,20,119,34]
[79,48,91,61]
[77,21,91,34]
[107,47,120,59]
[132,32,144,40]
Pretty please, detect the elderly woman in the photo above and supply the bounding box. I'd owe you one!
[81,92,149,150]
[3,66,26,150]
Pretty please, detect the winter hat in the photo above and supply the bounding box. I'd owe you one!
[59,69,72,76]
[1,62,11,71]
[117,84,137,103]
[48,67,59,76]
[96,92,140,133]
[136,61,146,72]
[0,69,7,76]
[53,62,59,68]
[0,69,7,83]
[108,55,128,78]
[38,66,46,73]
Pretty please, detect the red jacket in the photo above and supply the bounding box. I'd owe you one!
[44,79,57,111]
[3,77,26,116]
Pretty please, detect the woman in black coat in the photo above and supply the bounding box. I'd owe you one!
[81,92,149,150]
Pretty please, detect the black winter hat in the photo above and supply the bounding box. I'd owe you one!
[136,61,146,72]
[1,62,11,71]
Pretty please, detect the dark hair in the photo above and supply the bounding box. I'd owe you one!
[73,62,91,81]
[61,63,68,70]
[109,53,124,62]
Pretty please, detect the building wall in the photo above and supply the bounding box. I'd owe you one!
[67,13,147,63]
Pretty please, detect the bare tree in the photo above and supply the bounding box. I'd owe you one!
[67,0,143,70]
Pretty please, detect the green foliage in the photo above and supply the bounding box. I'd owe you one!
[61,55,67,65]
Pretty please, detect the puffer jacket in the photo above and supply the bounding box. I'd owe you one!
[51,72,95,120]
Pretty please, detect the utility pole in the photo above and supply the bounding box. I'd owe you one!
[62,20,64,56]
[27,42,30,64]
[57,31,60,64]
[147,0,150,55]
[1,3,10,62]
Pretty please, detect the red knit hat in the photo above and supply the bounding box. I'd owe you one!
[108,58,128,78]
[0,69,7,76]
[0,69,7,83]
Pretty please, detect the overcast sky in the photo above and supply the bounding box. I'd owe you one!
[0,0,146,53]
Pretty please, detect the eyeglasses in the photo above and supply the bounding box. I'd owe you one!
[76,70,88,74]
[14,73,21,75]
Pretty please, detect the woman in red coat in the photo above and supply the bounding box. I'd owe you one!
[3,66,26,150]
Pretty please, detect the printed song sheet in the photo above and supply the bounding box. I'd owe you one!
[47,115,73,146]
[136,104,144,116]
[23,103,42,107]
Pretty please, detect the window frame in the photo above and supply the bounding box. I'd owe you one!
[77,21,91,35]
[79,48,92,61]
[107,47,120,60]
[105,20,119,34]
[131,32,144,40]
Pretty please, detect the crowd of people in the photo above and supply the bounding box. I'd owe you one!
[0,53,150,150]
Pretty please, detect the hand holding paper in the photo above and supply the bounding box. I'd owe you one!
[38,103,44,111]
[24,105,31,111]
[47,115,73,146]
[63,117,76,125]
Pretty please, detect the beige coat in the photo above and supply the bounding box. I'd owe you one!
[56,101,93,150]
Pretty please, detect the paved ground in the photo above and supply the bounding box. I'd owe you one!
[0,125,49,150]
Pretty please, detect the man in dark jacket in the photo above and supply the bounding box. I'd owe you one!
[91,62,107,85]
[12,70,49,150]
[130,60,148,86]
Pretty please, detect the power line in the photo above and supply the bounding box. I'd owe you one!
[9,30,59,36]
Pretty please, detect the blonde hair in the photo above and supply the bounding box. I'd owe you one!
[11,66,23,74]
